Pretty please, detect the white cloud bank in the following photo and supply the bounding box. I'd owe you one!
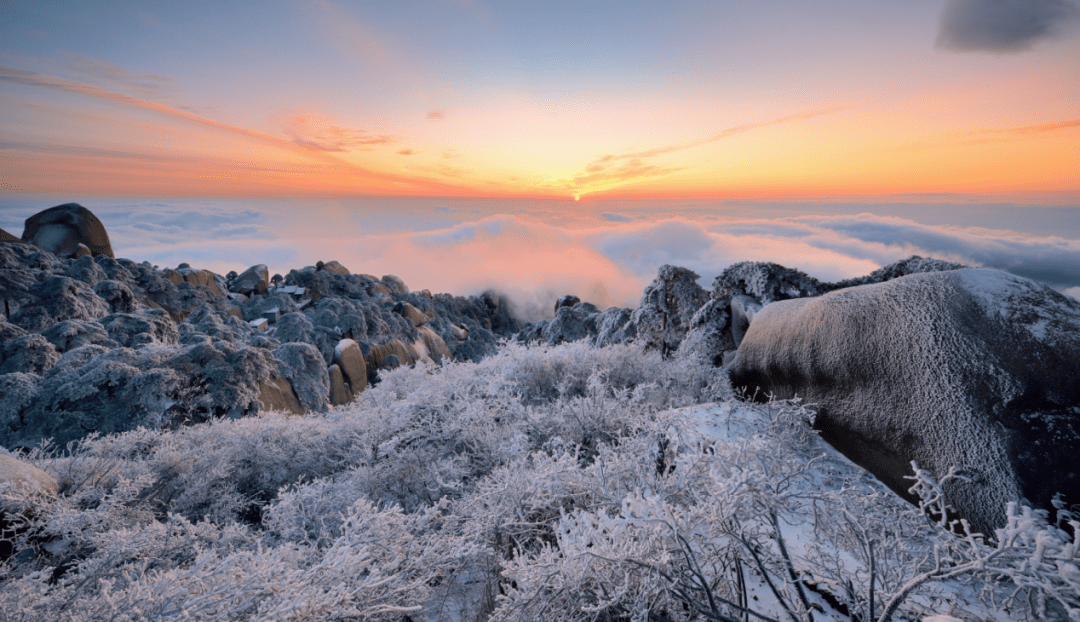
[2,197,1078,319]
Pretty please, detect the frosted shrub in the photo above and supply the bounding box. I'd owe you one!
[3,340,1077,621]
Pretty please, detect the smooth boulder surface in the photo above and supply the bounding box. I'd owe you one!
[20,203,115,259]
[729,269,1080,534]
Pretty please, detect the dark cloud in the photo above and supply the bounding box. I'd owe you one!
[937,0,1079,52]
[602,212,632,222]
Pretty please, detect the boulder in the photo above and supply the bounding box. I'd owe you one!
[729,295,762,348]
[0,228,23,244]
[393,301,430,327]
[0,454,57,512]
[20,203,115,259]
[318,260,350,275]
[729,269,1080,534]
[257,375,304,415]
[165,268,225,296]
[414,325,453,363]
[333,339,368,397]
[230,264,269,296]
[272,343,330,412]
[381,274,408,295]
[327,364,351,406]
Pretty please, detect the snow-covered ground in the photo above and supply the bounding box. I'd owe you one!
[2,341,1077,621]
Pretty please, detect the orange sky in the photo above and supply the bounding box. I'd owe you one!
[2,1,1078,202]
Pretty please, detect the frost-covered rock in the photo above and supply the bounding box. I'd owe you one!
[273,343,330,412]
[631,265,709,355]
[554,294,581,313]
[729,268,1080,534]
[20,203,115,259]
[381,274,408,295]
[230,264,269,296]
[6,341,281,449]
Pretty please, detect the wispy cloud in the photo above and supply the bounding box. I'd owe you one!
[0,65,303,150]
[568,107,845,194]
[937,0,1080,53]
[427,110,445,120]
[62,54,175,99]
[280,111,394,151]
[980,117,1080,135]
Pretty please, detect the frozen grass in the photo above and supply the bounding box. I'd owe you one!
[1,341,1077,621]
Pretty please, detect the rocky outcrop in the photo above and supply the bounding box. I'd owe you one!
[0,229,524,450]
[230,264,269,296]
[20,203,115,259]
[728,269,1080,534]
[0,228,23,244]
[333,339,368,398]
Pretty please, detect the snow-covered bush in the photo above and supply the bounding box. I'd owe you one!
[2,341,1077,621]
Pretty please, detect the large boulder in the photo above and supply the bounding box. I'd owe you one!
[20,203,115,259]
[729,269,1080,534]
[332,339,368,397]
[230,264,269,296]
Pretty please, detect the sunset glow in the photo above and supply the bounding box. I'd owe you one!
[2,1,1078,202]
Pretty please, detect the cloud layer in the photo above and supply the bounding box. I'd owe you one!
[937,0,1079,52]
[2,198,1078,317]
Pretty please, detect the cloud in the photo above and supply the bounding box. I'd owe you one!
[569,107,844,195]
[63,54,175,99]
[8,199,1077,322]
[980,117,1080,135]
[397,149,415,155]
[1064,286,1080,300]
[427,110,446,120]
[280,112,394,151]
[937,0,1079,53]
[601,212,632,222]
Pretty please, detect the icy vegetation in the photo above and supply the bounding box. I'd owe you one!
[2,341,1078,621]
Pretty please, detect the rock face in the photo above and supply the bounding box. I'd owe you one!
[333,339,368,397]
[230,264,269,296]
[1,228,23,244]
[21,203,115,259]
[728,269,1080,534]
[0,454,57,505]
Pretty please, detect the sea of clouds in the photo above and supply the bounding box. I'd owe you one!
[2,196,1078,320]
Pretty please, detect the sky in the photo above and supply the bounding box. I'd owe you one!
[1,1,1079,315]
[1,0,1078,200]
